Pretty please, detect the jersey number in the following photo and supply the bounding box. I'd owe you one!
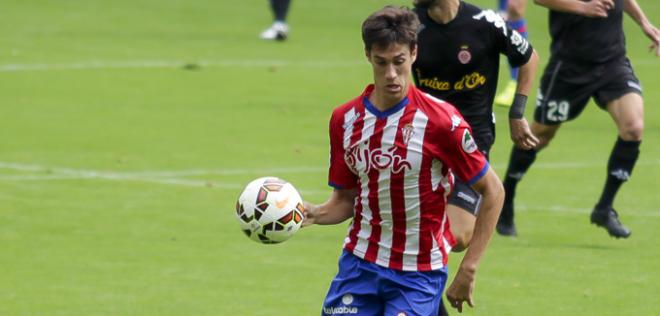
[546,101,569,122]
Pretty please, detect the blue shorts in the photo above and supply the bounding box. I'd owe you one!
[321,250,448,316]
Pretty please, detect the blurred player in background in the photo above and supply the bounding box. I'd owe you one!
[260,0,291,41]
[499,0,660,237]
[303,6,504,315]
[494,0,530,106]
[412,0,538,243]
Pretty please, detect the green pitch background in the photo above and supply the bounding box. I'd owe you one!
[1,0,658,315]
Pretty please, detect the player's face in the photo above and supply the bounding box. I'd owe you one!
[367,43,417,102]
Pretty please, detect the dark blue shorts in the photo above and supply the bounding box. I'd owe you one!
[322,250,448,316]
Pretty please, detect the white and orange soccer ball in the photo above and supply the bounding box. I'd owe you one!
[235,177,305,244]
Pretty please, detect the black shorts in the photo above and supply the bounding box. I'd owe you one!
[447,180,482,215]
[463,118,494,159]
[534,56,643,125]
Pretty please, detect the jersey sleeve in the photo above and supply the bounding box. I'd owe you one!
[328,110,358,189]
[488,11,533,68]
[434,110,489,185]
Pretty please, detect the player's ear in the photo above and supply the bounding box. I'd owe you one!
[410,44,418,63]
[365,47,372,62]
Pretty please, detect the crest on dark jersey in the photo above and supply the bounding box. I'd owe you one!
[458,45,472,64]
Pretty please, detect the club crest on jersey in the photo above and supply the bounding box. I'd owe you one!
[401,123,414,145]
[462,129,478,153]
[458,45,472,64]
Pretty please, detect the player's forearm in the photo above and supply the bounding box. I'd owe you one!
[460,168,504,271]
[623,0,649,27]
[305,190,356,225]
[534,0,591,15]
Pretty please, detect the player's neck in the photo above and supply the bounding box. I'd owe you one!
[370,84,410,112]
[427,0,460,24]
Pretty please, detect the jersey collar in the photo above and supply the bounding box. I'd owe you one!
[362,84,411,120]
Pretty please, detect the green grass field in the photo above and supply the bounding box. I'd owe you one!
[1,0,659,315]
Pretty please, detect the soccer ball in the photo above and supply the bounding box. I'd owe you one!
[235,177,305,244]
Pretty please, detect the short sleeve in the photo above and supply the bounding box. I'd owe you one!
[474,9,533,68]
[437,111,489,185]
[328,110,358,189]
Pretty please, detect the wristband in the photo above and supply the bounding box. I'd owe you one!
[508,93,527,119]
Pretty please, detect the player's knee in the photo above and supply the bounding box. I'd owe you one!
[620,120,644,141]
[534,130,556,149]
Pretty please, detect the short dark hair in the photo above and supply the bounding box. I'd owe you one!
[361,6,420,53]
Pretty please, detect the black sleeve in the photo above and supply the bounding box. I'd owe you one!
[477,9,533,68]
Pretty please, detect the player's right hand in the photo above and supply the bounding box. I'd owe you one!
[302,201,317,227]
[641,22,660,56]
[583,0,614,18]
[509,118,539,150]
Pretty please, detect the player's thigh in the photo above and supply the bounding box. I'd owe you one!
[446,203,476,253]
[593,58,644,140]
[322,251,383,316]
[382,269,447,316]
[606,93,644,141]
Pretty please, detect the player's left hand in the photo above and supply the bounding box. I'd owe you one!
[509,118,539,149]
[641,22,660,56]
[445,266,476,313]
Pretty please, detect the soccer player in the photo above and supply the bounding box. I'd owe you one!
[303,6,504,315]
[260,0,291,41]
[412,0,539,243]
[498,0,660,237]
[494,0,531,107]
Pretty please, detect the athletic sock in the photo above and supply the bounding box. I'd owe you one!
[596,137,641,210]
[501,147,537,221]
[505,18,527,80]
[270,0,291,22]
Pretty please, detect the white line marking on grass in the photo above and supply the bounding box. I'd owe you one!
[0,161,657,216]
[0,59,366,72]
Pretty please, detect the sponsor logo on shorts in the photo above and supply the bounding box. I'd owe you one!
[627,81,642,92]
[457,191,477,204]
[341,294,354,305]
[323,293,358,315]
[397,312,408,316]
[323,306,359,315]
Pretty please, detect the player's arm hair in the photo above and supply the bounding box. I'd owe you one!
[304,189,356,225]
[623,0,651,27]
[460,167,504,273]
[509,48,539,118]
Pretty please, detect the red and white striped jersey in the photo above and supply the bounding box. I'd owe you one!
[328,84,488,272]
